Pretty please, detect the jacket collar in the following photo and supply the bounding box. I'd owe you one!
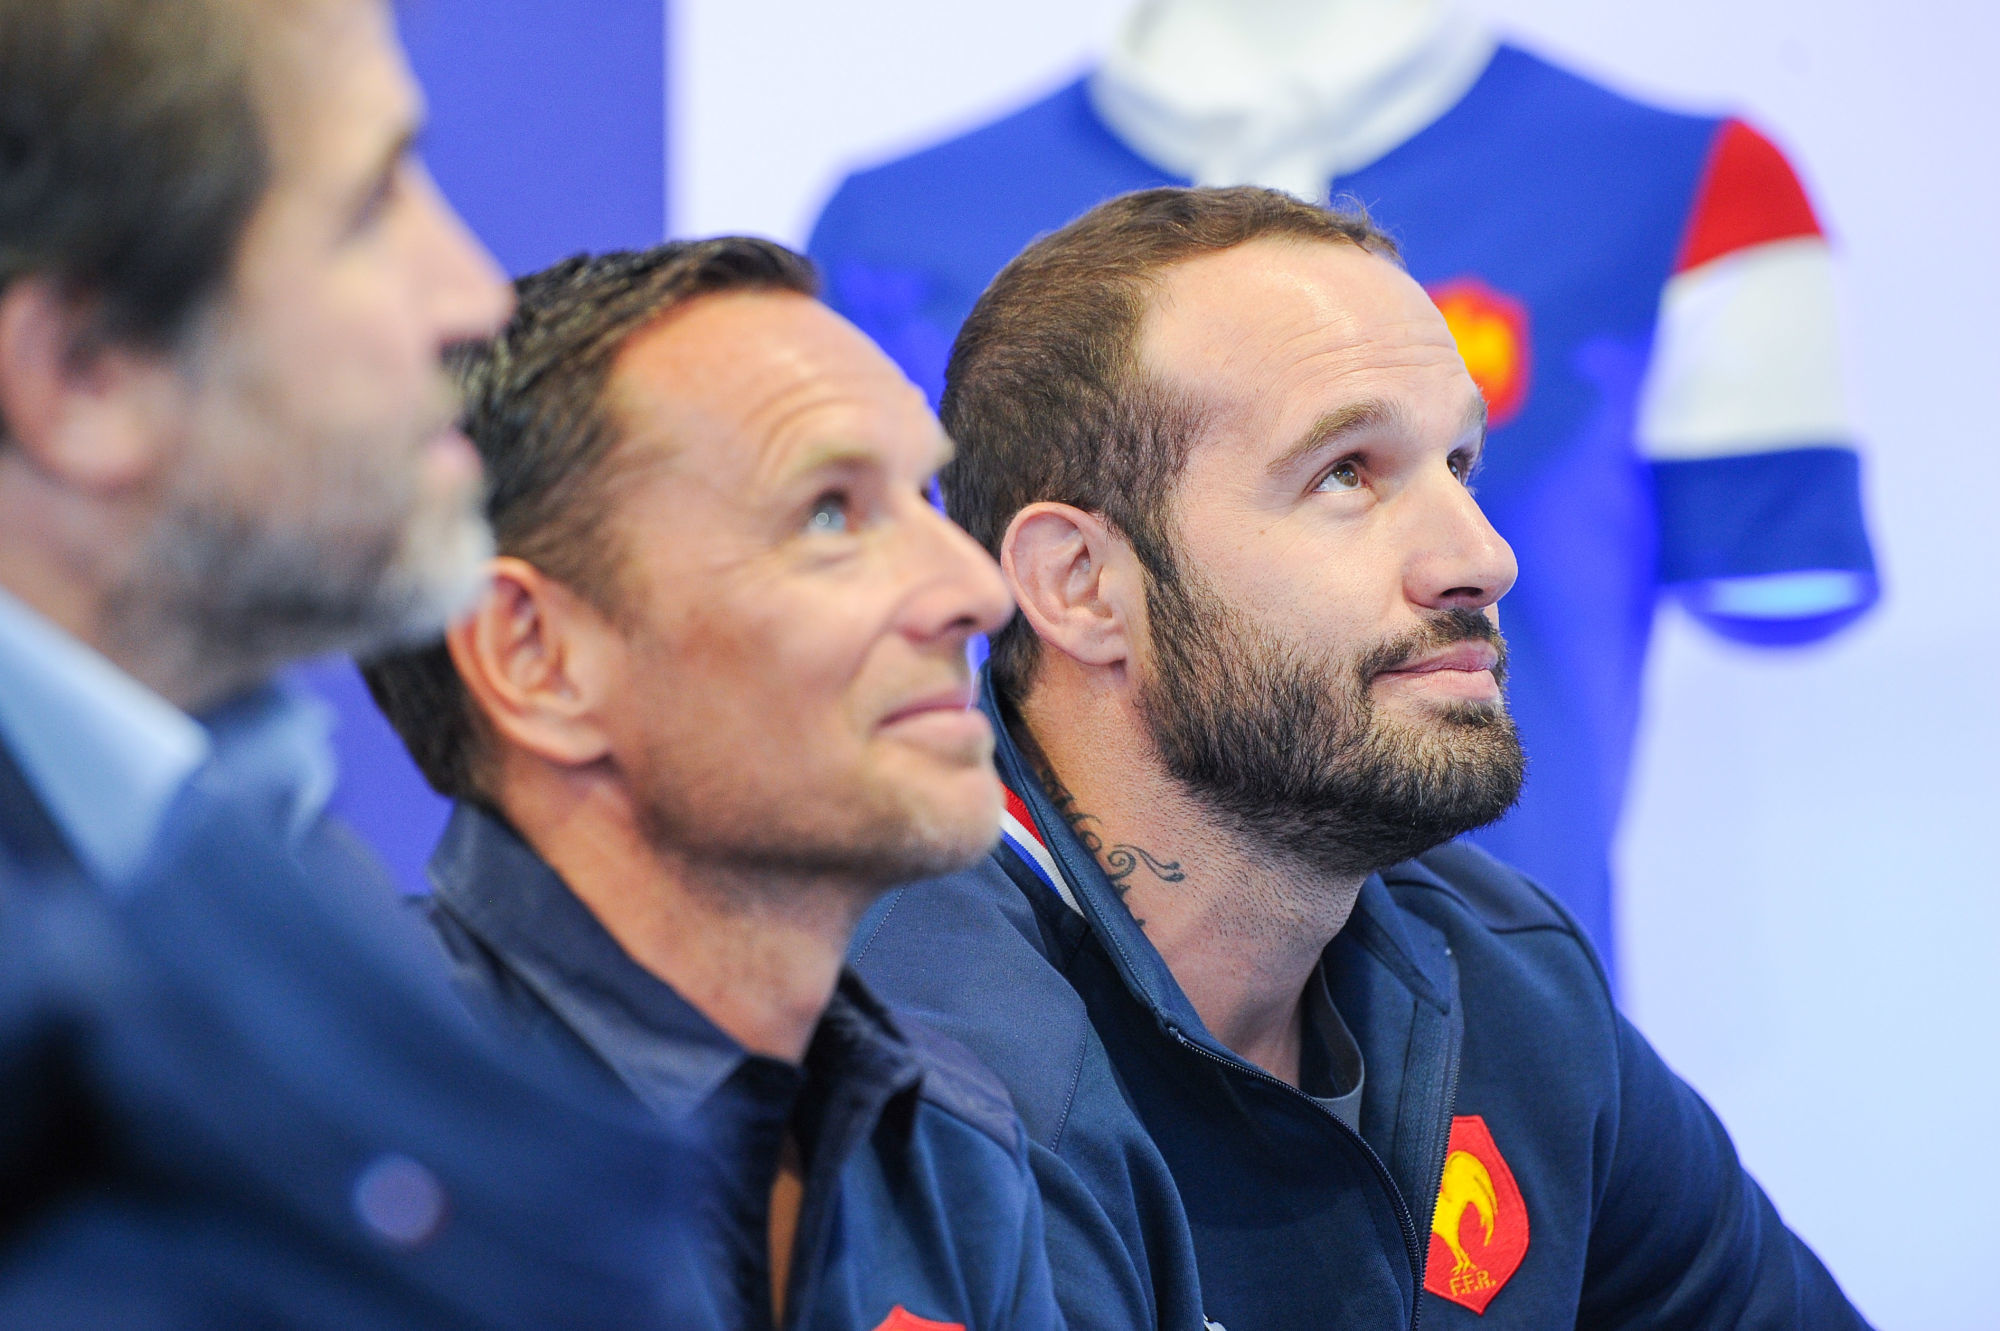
[980,668,1455,1033]
[0,585,336,890]
[0,584,208,888]
[428,800,924,1124]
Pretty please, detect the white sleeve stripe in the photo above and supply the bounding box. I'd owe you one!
[1636,236,1854,460]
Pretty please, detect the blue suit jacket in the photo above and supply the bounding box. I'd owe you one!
[0,738,714,1329]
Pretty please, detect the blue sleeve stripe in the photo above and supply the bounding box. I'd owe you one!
[1650,446,1875,584]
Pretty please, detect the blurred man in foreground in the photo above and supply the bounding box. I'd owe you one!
[364,241,1067,1331]
[850,187,1871,1329]
[0,1,705,1324]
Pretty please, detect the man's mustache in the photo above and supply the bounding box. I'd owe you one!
[1360,607,1508,687]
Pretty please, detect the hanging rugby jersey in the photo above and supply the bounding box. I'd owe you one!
[806,21,1876,972]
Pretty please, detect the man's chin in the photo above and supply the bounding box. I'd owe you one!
[1375,686,1510,726]
[883,772,1004,880]
[348,506,496,656]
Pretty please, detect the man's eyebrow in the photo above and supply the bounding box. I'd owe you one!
[1266,399,1407,477]
[1462,397,1490,455]
[770,434,954,487]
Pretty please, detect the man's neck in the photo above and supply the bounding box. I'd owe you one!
[1016,682,1364,1087]
[0,474,242,712]
[502,765,864,1065]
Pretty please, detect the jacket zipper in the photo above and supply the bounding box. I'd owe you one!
[1009,767,1459,1328]
[1414,1020,1464,1309]
[1167,1028,1430,1331]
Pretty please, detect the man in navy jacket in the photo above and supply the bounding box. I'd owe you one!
[364,242,1067,1331]
[849,186,1871,1329]
[0,0,707,1324]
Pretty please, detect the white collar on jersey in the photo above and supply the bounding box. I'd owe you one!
[1089,0,1496,201]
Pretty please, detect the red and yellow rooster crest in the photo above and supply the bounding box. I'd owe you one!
[1427,277,1532,429]
[1424,1115,1530,1314]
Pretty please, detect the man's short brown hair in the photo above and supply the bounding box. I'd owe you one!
[362,239,818,801]
[938,185,1400,703]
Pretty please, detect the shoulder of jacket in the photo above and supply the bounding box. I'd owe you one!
[895,1008,1028,1155]
[1385,839,1580,936]
[854,862,1102,1151]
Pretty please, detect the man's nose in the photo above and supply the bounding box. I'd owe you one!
[1405,470,1518,612]
[410,162,512,343]
[903,502,1016,645]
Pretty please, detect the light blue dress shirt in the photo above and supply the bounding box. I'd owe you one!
[0,584,334,888]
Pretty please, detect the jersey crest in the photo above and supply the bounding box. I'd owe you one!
[1428,277,1532,427]
[1424,1114,1530,1313]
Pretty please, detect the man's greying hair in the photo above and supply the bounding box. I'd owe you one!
[0,0,267,371]
[362,239,818,800]
[939,186,1401,703]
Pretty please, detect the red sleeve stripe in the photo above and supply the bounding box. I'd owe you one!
[1674,119,1823,274]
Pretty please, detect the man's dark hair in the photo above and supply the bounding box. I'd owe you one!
[0,0,268,363]
[939,185,1400,703]
[362,239,819,800]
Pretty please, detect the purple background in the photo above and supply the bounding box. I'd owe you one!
[293,1,667,895]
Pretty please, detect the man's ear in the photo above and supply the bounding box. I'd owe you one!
[446,557,619,770]
[1001,502,1145,670]
[0,277,184,489]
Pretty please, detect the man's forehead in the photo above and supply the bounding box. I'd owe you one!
[609,290,944,482]
[1141,239,1449,380]
[246,0,415,171]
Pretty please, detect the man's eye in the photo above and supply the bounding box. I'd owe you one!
[805,495,851,535]
[1448,451,1478,485]
[350,169,401,235]
[1316,460,1362,492]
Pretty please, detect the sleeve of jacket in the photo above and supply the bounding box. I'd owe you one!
[1578,1010,1872,1328]
[1027,1132,1166,1331]
[997,1125,1068,1331]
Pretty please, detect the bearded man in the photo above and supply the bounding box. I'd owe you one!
[848,187,1872,1330]
[0,1,704,1323]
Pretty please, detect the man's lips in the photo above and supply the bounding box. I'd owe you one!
[877,681,979,729]
[1377,641,1501,678]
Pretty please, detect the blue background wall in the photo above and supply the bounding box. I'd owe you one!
[295,1,668,895]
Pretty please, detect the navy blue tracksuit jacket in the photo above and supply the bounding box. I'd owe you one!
[850,675,1871,1330]
[426,801,1065,1331]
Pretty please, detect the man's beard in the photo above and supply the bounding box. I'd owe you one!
[1135,548,1526,880]
[126,424,493,688]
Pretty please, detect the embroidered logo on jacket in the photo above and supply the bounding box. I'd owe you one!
[1424,1114,1530,1314]
[1427,277,1532,428]
[870,1306,963,1331]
